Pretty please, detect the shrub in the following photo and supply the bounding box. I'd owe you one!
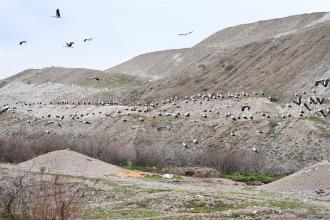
[0,172,86,220]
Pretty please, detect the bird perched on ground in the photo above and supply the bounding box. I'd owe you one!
[90,76,100,81]
[19,41,27,45]
[63,42,75,48]
[45,121,55,126]
[83,38,94,42]
[241,105,251,112]
[52,9,62,18]
[178,31,193,36]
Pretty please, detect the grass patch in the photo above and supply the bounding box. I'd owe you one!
[269,199,318,216]
[87,208,110,219]
[108,206,159,218]
[185,201,237,213]
[307,116,329,125]
[307,116,330,133]
[269,119,281,129]
[144,174,163,180]
[221,172,282,184]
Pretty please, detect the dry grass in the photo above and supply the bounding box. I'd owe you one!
[0,134,266,175]
[0,172,87,220]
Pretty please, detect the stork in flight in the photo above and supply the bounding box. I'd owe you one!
[83,38,94,42]
[19,41,27,45]
[63,42,75,48]
[178,31,193,36]
[52,9,62,18]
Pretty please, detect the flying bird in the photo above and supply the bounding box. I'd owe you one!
[315,79,330,87]
[63,42,75,48]
[309,97,317,105]
[317,110,327,118]
[316,97,325,105]
[303,103,311,111]
[19,41,27,45]
[293,95,302,105]
[83,38,94,42]
[52,9,62,18]
[178,31,193,36]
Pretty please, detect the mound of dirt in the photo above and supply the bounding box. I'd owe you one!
[260,161,330,195]
[160,166,219,178]
[15,150,123,178]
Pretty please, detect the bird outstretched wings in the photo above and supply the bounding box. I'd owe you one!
[63,42,75,48]
[178,31,193,36]
[83,38,94,42]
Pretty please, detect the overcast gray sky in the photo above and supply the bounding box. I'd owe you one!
[1,0,330,79]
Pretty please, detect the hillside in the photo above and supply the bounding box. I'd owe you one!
[1,12,329,104]
[0,12,329,176]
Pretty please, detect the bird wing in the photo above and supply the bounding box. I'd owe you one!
[178,31,193,36]
[315,80,322,86]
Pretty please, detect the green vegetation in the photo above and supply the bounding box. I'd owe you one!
[268,200,319,217]
[307,116,329,125]
[185,201,237,213]
[143,173,183,181]
[307,116,330,133]
[221,172,282,184]
[269,118,281,129]
[144,174,163,180]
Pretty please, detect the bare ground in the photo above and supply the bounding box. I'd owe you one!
[1,150,330,219]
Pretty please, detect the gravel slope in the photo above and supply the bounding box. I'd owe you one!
[15,149,122,178]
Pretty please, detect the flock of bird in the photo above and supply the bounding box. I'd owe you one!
[0,83,329,156]
[1,76,329,154]
[19,9,94,48]
[2,8,328,154]
[18,8,193,48]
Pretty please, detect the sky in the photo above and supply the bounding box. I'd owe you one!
[1,0,330,79]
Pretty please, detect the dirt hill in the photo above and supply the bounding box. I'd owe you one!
[15,149,123,178]
[0,12,329,175]
[1,12,329,104]
[261,161,330,196]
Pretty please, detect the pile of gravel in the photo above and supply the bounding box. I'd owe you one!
[15,149,122,178]
[260,161,330,195]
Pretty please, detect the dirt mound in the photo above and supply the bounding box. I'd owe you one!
[15,150,122,178]
[160,166,219,178]
[195,12,327,49]
[260,161,330,195]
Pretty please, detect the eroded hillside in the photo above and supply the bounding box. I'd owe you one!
[0,12,329,175]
